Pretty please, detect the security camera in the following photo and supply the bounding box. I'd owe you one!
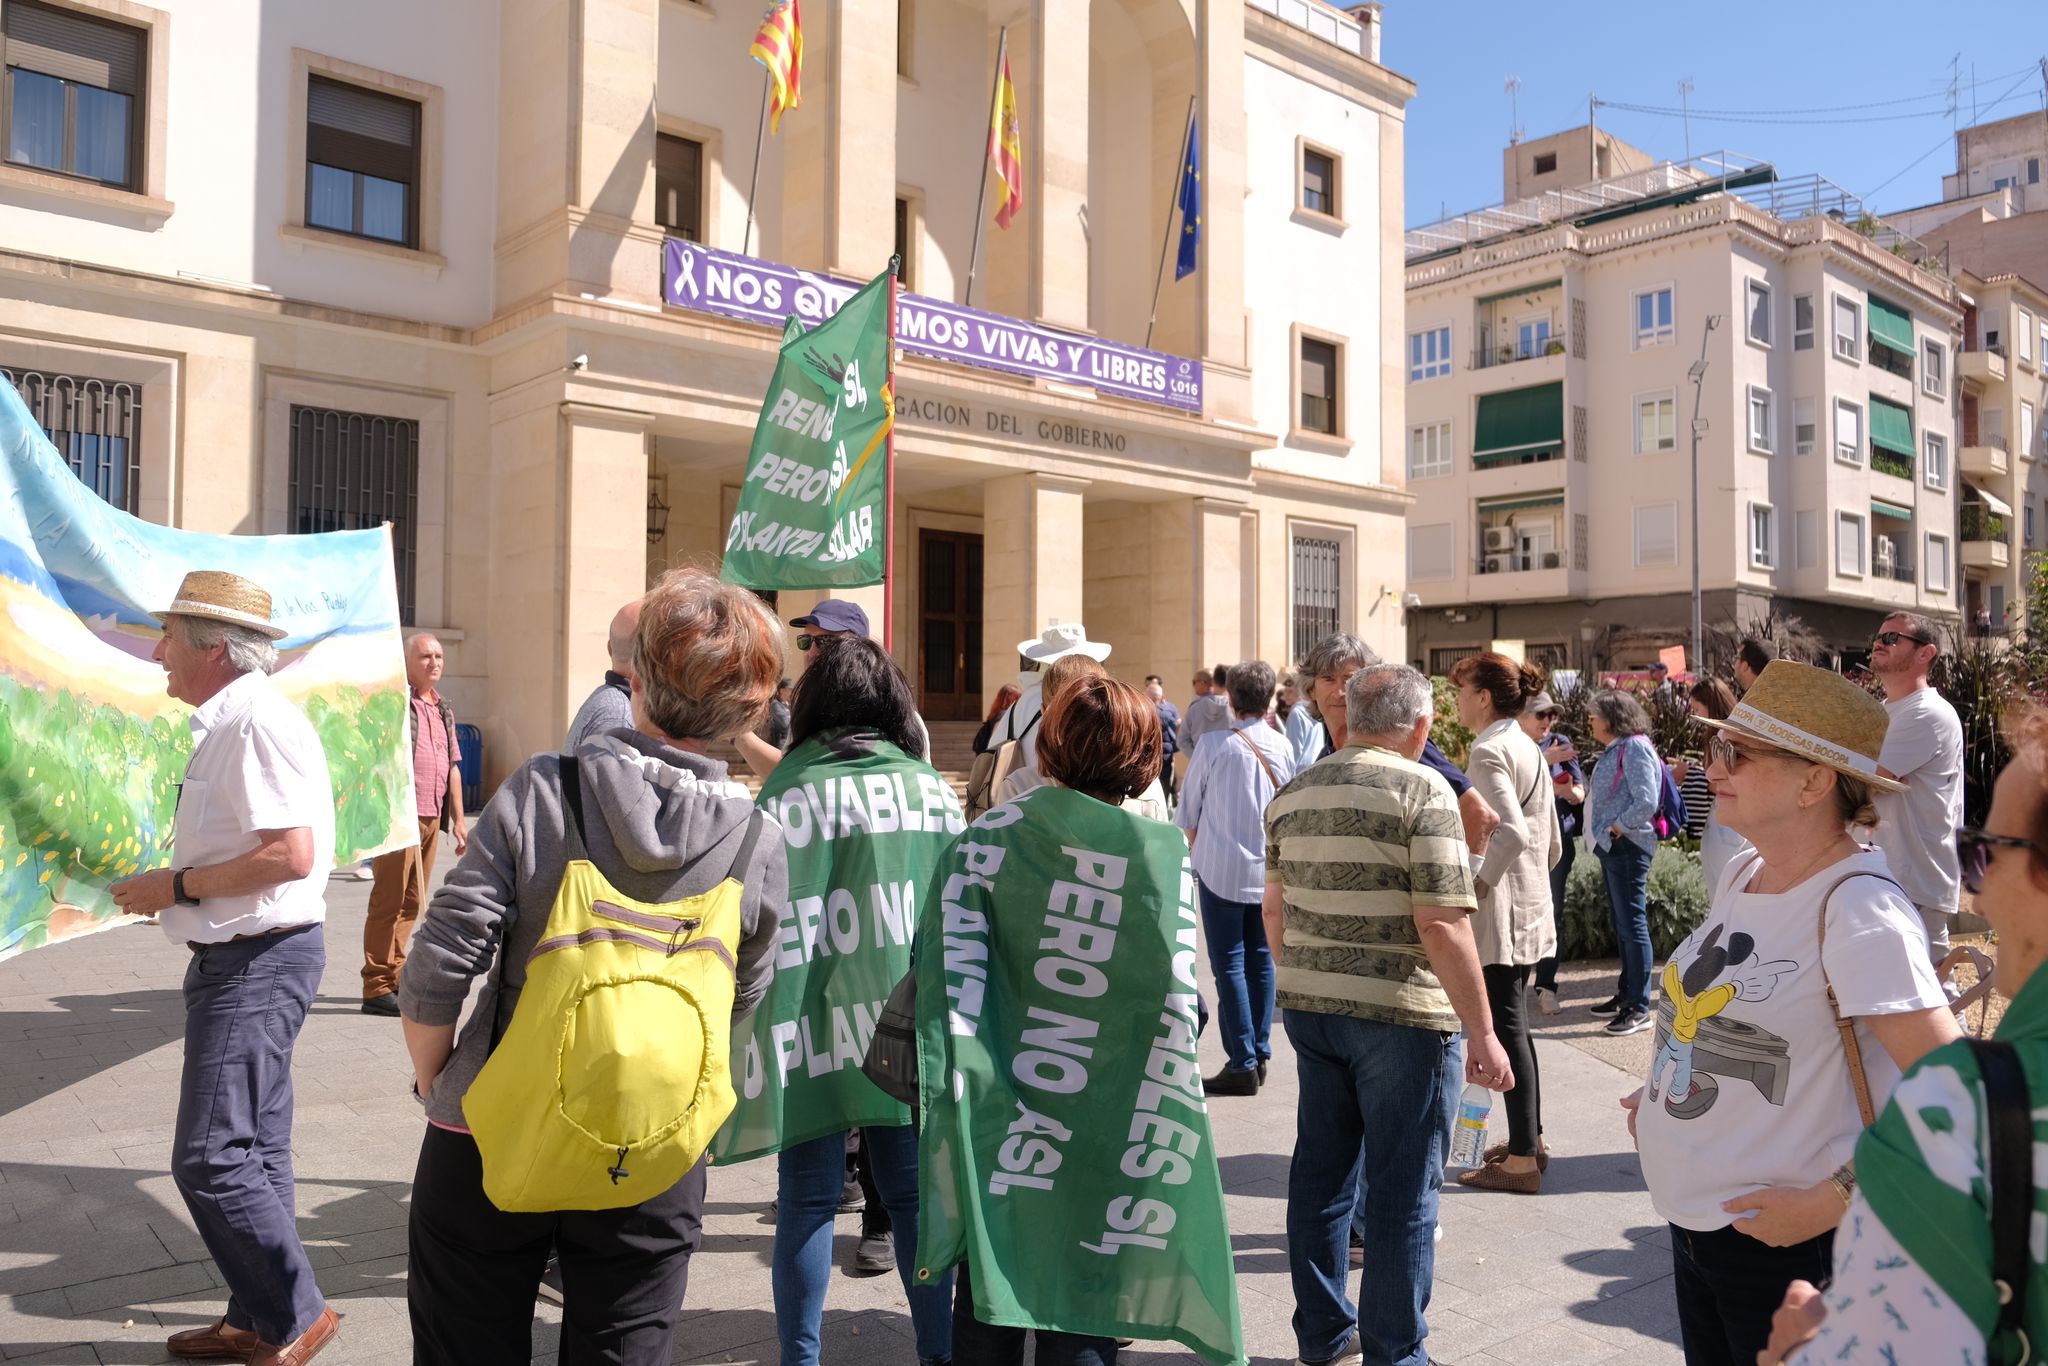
[1403,592,1423,609]
[569,354,588,372]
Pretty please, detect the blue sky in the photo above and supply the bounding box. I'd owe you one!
[1380,1,2048,228]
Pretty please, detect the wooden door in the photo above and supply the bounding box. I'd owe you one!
[918,529,983,721]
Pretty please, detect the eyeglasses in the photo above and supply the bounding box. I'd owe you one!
[1957,826,2047,895]
[1873,630,1932,648]
[796,634,819,652]
[1705,734,1786,773]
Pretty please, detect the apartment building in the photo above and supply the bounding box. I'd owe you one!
[1401,126,1963,673]
[1955,272,2048,632]
[0,0,1415,783]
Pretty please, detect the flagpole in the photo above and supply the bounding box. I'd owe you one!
[1145,95,1197,350]
[742,67,773,258]
[962,26,1008,308]
[883,254,900,655]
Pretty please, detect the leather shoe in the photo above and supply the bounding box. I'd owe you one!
[1257,1060,1269,1085]
[360,993,399,1017]
[167,1316,259,1361]
[1202,1067,1259,1097]
[252,1306,338,1366]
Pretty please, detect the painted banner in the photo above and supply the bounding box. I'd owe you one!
[664,239,1204,415]
[721,266,895,589]
[713,731,966,1164]
[0,384,417,962]
[914,786,1245,1365]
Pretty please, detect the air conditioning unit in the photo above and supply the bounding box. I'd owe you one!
[1484,553,1514,574]
[1541,551,1562,569]
[1873,536,1896,573]
[1483,526,1516,553]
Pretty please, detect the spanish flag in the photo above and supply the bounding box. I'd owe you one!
[990,44,1023,229]
[750,0,803,135]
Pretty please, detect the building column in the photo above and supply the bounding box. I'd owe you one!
[1024,0,1089,330]
[780,0,898,277]
[1195,0,1247,373]
[981,471,1088,695]
[1146,494,1248,695]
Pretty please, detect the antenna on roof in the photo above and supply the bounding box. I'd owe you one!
[1505,76,1522,146]
[1678,79,1695,162]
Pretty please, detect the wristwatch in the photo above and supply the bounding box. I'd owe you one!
[173,868,201,906]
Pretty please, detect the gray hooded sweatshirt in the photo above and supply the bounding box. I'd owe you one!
[398,728,787,1130]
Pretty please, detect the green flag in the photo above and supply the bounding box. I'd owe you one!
[714,730,965,1164]
[721,268,895,589]
[913,787,1246,1366]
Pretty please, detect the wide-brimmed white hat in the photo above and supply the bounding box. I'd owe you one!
[1693,660,1903,793]
[1017,622,1111,663]
[153,569,288,640]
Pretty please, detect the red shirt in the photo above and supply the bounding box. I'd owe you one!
[410,688,459,820]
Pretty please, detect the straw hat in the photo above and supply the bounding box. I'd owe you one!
[153,570,287,640]
[1692,660,1903,793]
[1017,622,1111,663]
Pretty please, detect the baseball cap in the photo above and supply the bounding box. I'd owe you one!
[790,599,871,638]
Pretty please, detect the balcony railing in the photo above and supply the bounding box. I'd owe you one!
[1871,448,1915,480]
[1972,432,2010,451]
[1874,554,1915,583]
[1476,551,1566,574]
[1472,334,1570,370]
[1962,505,2007,541]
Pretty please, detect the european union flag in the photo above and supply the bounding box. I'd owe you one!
[1174,108,1201,281]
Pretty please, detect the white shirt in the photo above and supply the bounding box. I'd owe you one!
[1636,848,1945,1231]
[1872,686,1965,912]
[161,671,336,945]
[990,682,1045,768]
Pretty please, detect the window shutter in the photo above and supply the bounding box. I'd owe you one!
[307,76,419,184]
[1407,523,1454,582]
[3,0,143,93]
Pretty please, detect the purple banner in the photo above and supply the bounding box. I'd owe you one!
[663,239,1202,414]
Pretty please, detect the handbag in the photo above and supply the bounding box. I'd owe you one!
[1969,1038,2033,1366]
[860,965,919,1106]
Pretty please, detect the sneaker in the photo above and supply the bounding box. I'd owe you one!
[1588,996,1624,1016]
[348,862,376,881]
[837,1179,866,1214]
[1534,986,1559,1016]
[854,1229,895,1273]
[1605,1008,1654,1035]
[1297,1332,1364,1366]
[537,1254,564,1305]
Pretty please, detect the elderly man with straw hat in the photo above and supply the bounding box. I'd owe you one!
[110,570,340,1366]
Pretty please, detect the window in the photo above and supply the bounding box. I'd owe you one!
[1291,535,1343,664]
[1836,512,1866,578]
[894,195,914,290]
[1533,151,1557,175]
[288,405,420,623]
[2023,311,2037,367]
[2032,158,2042,184]
[1407,421,1451,479]
[2,0,144,189]
[1832,294,1862,362]
[655,133,703,242]
[1633,502,1678,567]
[1299,335,1340,435]
[306,76,421,247]
[1793,294,1814,351]
[1923,339,1946,396]
[1301,146,1338,217]
[1834,398,1863,465]
[2024,401,2038,461]
[1634,392,1676,453]
[1,366,140,512]
[1925,534,1951,593]
[1747,385,1774,453]
[1794,397,1816,456]
[1407,523,1454,582]
[1408,326,1450,381]
[2028,500,2037,548]
[1749,503,1775,568]
[1924,432,1948,491]
[1795,510,1818,569]
[1746,280,1772,346]
[2040,319,2048,375]
[1632,287,1674,348]
[896,0,913,77]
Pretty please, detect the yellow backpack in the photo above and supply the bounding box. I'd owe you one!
[462,756,764,1212]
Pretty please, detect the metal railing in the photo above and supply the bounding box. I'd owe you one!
[1970,432,2009,451]
[1875,555,1916,583]
[1472,334,1570,370]
[1475,550,1566,574]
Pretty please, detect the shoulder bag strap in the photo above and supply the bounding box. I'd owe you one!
[726,808,768,890]
[1020,709,1041,743]
[1232,726,1282,792]
[1813,867,1906,1128]
[1968,1038,2033,1364]
[558,755,586,854]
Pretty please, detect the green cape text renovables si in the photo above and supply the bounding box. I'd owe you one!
[720,266,894,589]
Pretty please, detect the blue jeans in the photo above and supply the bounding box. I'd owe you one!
[172,924,328,1346]
[1596,839,1654,1012]
[1532,833,1576,992]
[1284,1010,1460,1366]
[1198,882,1272,1073]
[773,1126,952,1365]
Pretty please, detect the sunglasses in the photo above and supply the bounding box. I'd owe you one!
[797,634,820,652]
[1873,630,1932,648]
[1957,826,2046,895]
[1705,734,1788,773]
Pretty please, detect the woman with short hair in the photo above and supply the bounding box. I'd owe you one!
[1584,689,1662,1036]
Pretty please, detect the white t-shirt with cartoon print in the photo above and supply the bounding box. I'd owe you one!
[1636,847,1946,1231]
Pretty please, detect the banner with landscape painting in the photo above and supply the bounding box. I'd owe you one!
[0,384,416,962]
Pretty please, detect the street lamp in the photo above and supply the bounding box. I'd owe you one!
[1688,316,1722,674]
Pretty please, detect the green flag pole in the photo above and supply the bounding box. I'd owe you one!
[885,254,900,653]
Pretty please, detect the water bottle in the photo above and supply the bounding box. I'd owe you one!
[1448,1083,1492,1168]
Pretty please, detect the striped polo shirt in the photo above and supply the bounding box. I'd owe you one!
[1264,744,1476,1033]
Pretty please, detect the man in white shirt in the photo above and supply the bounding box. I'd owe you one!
[977,623,1112,769]
[1868,611,1965,962]
[110,570,339,1365]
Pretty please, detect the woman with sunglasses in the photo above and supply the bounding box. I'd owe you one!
[1761,705,2048,1365]
[1622,661,1960,1366]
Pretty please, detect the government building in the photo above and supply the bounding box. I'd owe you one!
[0,0,1415,784]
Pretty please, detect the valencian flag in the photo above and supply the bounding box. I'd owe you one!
[990,42,1023,228]
[750,0,803,134]
[914,787,1247,1365]
[1174,105,1201,280]
[721,265,895,589]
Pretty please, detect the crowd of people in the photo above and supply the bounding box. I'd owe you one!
[109,565,2032,1366]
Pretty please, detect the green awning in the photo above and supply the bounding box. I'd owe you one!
[1868,296,1915,354]
[1869,396,1915,457]
[1476,280,1561,308]
[1474,382,1564,458]
[1478,495,1565,514]
[1871,498,1914,520]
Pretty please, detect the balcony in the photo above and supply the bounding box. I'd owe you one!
[1960,434,2009,479]
[1963,503,2011,570]
[1871,448,1916,481]
[1960,346,2007,388]
[1472,333,1571,371]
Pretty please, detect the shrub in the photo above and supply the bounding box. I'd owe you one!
[1429,675,1473,771]
[1560,838,1710,961]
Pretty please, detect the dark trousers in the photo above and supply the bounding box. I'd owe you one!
[407,1124,706,1366]
[952,1261,1119,1366]
[1480,963,1543,1156]
[1670,1222,1833,1366]
[172,923,327,1346]
[1532,835,1575,992]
